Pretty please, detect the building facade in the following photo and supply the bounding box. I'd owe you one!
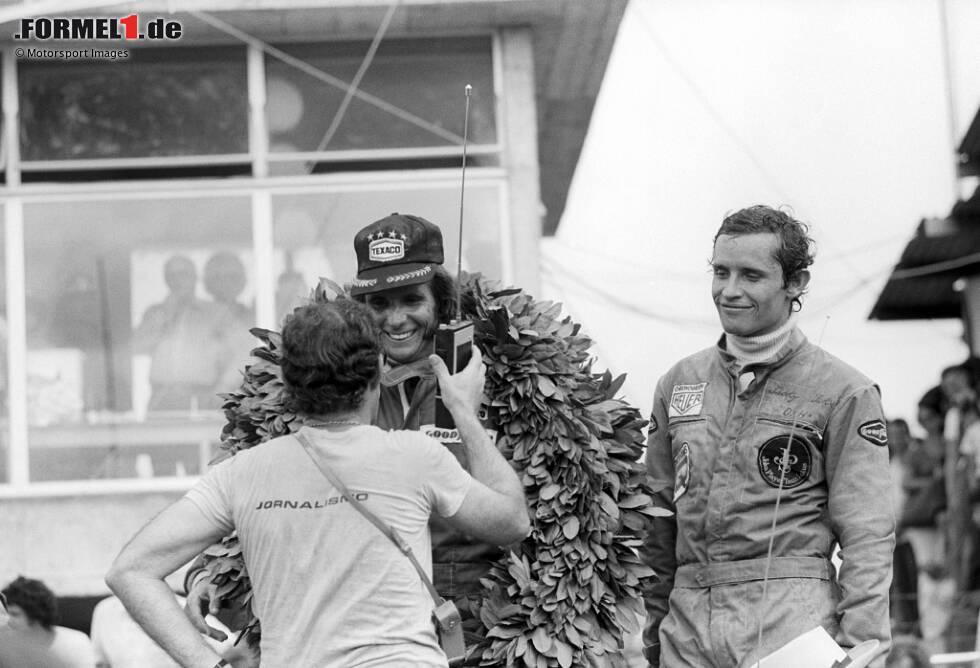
[0,0,625,597]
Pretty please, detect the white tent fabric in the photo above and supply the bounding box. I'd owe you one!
[543,0,976,426]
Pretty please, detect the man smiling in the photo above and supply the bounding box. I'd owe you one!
[183,214,505,656]
[641,205,894,667]
[350,213,469,432]
[349,214,505,643]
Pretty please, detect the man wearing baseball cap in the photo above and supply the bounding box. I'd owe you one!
[184,213,509,657]
[350,213,506,649]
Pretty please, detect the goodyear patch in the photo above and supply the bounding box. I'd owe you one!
[668,382,707,418]
[857,419,888,447]
[757,435,812,489]
[673,442,691,502]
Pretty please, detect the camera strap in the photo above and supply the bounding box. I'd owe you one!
[295,430,445,605]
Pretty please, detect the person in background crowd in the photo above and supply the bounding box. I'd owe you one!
[901,386,956,654]
[202,252,252,326]
[939,364,975,417]
[202,251,257,395]
[884,635,930,668]
[641,205,894,667]
[888,418,921,637]
[133,254,228,411]
[0,575,97,668]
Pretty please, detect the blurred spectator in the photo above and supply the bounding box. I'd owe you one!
[888,418,921,637]
[202,251,256,395]
[0,575,97,668]
[888,418,913,516]
[940,364,976,415]
[902,382,959,654]
[884,635,930,668]
[90,594,256,668]
[132,255,227,411]
[275,269,308,325]
[202,252,252,326]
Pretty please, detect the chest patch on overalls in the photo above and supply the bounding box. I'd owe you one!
[673,441,691,502]
[668,382,707,418]
[757,435,812,489]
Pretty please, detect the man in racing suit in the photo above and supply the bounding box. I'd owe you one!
[642,205,894,667]
[353,213,504,645]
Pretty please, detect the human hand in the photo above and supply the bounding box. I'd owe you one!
[183,577,228,642]
[428,347,486,416]
[221,642,260,668]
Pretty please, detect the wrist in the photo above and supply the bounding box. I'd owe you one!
[445,397,477,419]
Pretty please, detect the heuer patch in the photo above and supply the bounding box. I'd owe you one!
[673,442,691,502]
[757,435,812,489]
[857,419,888,447]
[649,414,659,435]
[668,382,707,418]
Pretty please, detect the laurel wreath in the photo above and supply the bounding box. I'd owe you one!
[200,274,669,667]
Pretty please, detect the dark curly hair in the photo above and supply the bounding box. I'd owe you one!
[715,205,816,309]
[281,299,382,415]
[2,576,58,629]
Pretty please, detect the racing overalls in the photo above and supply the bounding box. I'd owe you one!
[377,361,504,650]
[642,329,894,667]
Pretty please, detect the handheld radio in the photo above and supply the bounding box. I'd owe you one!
[434,85,475,431]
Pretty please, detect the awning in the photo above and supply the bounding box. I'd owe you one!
[959,106,980,177]
[869,187,980,320]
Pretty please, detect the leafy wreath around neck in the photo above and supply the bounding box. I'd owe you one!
[200,273,670,667]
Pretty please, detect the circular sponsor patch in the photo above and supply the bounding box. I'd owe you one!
[757,435,812,489]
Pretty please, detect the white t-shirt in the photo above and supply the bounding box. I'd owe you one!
[185,425,472,668]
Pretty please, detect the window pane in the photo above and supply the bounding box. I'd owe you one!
[0,212,7,483]
[20,46,248,161]
[266,36,496,154]
[272,182,503,324]
[23,196,253,481]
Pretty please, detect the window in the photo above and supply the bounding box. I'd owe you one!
[23,196,252,481]
[266,36,496,161]
[0,34,509,490]
[19,46,248,165]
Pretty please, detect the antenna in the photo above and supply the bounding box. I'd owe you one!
[432,84,476,437]
[455,84,472,322]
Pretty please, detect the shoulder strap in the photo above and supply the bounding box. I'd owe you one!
[295,430,445,605]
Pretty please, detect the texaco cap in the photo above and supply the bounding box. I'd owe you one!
[350,213,444,296]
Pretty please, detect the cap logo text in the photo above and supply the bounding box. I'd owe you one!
[369,237,405,263]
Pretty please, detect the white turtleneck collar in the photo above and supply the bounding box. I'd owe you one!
[725,312,798,370]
